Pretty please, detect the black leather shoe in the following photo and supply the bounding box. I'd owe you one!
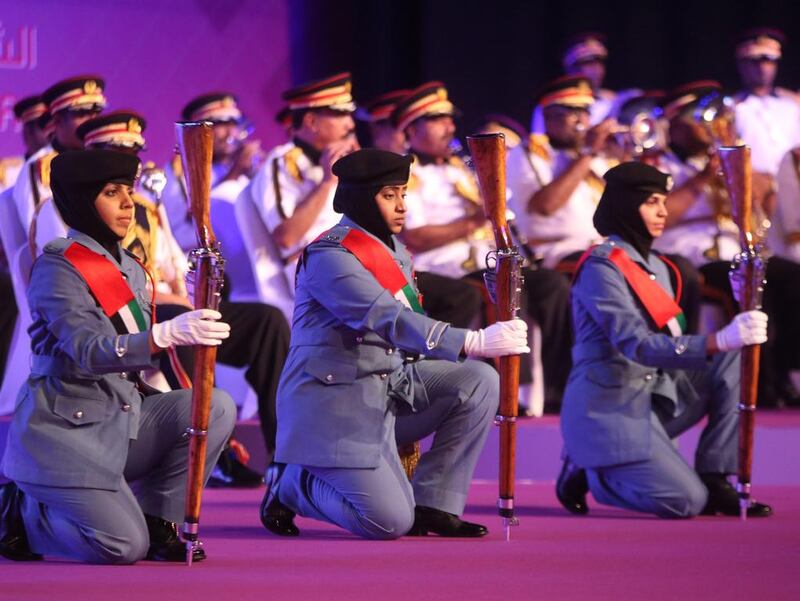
[0,482,43,562]
[144,514,206,562]
[699,474,773,518]
[259,463,299,537]
[556,457,589,515]
[207,448,265,489]
[406,506,488,537]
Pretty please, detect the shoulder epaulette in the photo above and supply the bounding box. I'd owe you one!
[132,191,158,213]
[170,154,183,179]
[316,224,350,244]
[407,170,420,192]
[283,146,305,183]
[34,150,58,189]
[527,133,551,161]
[447,156,480,204]
[0,156,23,185]
[42,237,73,255]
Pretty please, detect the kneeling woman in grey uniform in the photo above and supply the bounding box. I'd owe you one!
[557,162,772,519]
[0,150,236,564]
[260,149,529,539]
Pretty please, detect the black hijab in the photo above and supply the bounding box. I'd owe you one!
[50,149,140,258]
[593,162,671,259]
[332,149,413,248]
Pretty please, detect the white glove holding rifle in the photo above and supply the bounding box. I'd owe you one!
[464,319,530,358]
[151,309,230,348]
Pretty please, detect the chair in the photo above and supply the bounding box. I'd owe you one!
[233,183,294,321]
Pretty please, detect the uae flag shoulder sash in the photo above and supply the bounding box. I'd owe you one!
[63,241,147,334]
[577,245,686,336]
[338,228,424,314]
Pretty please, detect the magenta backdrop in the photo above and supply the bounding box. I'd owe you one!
[0,0,290,163]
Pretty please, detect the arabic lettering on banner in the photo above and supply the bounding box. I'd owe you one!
[0,94,21,134]
[0,21,38,71]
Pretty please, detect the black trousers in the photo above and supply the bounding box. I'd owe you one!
[416,270,482,328]
[465,266,573,406]
[155,300,290,455]
[700,256,800,404]
[0,272,17,383]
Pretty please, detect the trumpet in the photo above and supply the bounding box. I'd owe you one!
[611,114,660,154]
[575,114,662,156]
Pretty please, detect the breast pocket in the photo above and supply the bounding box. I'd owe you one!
[52,391,110,426]
[305,358,358,386]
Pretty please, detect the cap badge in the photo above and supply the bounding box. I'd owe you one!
[128,118,142,134]
[84,80,98,94]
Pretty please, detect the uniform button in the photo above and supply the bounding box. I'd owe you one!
[386,348,394,355]
[380,373,388,380]
[675,343,687,355]
[121,404,131,412]
[355,336,364,343]
[119,372,128,380]
[73,410,84,419]
[644,373,653,382]
[649,274,656,280]
[325,374,334,382]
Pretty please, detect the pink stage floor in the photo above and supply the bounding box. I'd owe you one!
[2,481,798,601]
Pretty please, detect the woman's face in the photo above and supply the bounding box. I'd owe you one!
[638,193,668,237]
[374,184,408,234]
[94,182,135,239]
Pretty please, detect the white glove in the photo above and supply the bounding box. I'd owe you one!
[151,309,231,348]
[715,310,768,352]
[463,319,530,358]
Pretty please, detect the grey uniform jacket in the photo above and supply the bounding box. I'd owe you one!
[560,237,713,469]
[2,230,158,490]
[275,217,468,469]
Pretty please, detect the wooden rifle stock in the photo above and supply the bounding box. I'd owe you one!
[717,145,767,521]
[175,121,226,562]
[466,133,523,538]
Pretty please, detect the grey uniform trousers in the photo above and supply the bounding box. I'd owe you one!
[276,359,497,540]
[587,350,740,518]
[17,388,235,564]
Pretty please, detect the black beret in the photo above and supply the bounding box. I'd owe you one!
[51,149,141,192]
[332,149,413,188]
[603,162,672,195]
